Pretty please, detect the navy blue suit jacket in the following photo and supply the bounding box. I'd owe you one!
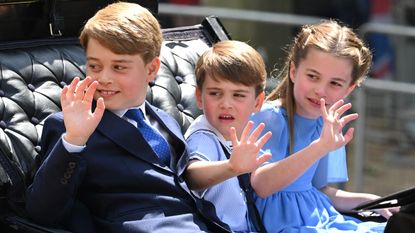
[26,102,230,233]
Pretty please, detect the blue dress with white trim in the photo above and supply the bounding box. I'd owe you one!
[250,103,386,233]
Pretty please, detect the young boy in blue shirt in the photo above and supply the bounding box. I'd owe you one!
[184,40,272,232]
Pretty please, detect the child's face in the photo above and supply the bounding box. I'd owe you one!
[290,48,356,119]
[196,76,264,140]
[85,38,159,110]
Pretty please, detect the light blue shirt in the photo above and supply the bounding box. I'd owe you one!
[184,115,252,232]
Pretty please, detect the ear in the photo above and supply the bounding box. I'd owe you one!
[254,91,265,112]
[289,62,296,83]
[195,87,203,109]
[146,57,161,82]
[344,83,357,98]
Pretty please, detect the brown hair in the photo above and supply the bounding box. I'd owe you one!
[267,19,372,152]
[195,40,267,96]
[79,2,163,64]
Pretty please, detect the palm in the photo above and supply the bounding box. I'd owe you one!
[229,121,272,175]
[320,99,358,151]
[61,77,105,145]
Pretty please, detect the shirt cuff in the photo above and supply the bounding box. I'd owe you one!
[61,133,86,153]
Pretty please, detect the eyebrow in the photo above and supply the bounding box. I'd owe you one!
[86,57,134,63]
[331,77,348,84]
[206,87,250,93]
[307,68,349,83]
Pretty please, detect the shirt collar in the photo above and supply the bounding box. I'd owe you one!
[113,103,147,121]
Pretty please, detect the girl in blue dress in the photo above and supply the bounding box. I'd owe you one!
[250,20,397,232]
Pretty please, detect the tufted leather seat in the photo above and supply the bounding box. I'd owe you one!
[0,16,230,232]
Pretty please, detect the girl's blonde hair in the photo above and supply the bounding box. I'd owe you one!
[267,19,372,152]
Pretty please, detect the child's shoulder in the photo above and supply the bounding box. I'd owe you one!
[252,101,286,121]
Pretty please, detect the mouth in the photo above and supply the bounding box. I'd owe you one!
[97,90,119,97]
[308,98,330,107]
[308,98,320,107]
[218,114,235,121]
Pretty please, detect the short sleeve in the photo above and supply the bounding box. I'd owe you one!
[312,146,349,188]
[250,105,289,163]
[185,131,225,162]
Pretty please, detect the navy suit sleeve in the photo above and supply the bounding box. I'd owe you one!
[26,113,87,226]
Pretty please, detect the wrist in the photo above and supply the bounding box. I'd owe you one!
[226,159,242,177]
[63,133,87,146]
[309,139,331,158]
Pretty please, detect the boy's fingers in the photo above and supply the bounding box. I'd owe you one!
[229,127,239,145]
[67,77,80,95]
[248,122,265,142]
[74,77,92,100]
[255,131,272,149]
[93,97,106,119]
[61,86,69,103]
[240,121,253,142]
[84,81,98,104]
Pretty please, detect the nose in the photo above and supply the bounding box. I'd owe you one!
[314,84,326,98]
[219,96,232,109]
[96,69,113,85]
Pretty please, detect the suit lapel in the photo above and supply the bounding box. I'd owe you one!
[96,109,169,170]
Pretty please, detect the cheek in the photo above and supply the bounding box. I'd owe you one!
[328,88,350,101]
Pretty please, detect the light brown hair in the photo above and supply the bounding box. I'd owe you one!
[79,2,163,64]
[195,40,267,97]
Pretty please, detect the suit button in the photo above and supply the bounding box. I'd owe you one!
[68,162,76,169]
[60,178,68,185]
[64,172,71,179]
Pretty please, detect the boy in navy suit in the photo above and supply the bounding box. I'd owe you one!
[26,2,230,232]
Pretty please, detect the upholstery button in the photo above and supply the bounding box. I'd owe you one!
[31,117,39,125]
[175,76,183,84]
[177,176,184,183]
[27,84,35,91]
[60,81,67,87]
[0,90,4,97]
[34,145,41,153]
[176,104,184,112]
[0,120,6,129]
[148,80,155,87]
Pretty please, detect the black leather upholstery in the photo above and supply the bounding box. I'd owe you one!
[0,16,230,232]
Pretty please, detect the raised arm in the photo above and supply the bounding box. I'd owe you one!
[26,76,105,225]
[251,99,358,198]
[185,121,272,190]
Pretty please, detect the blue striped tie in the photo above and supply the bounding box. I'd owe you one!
[125,109,171,165]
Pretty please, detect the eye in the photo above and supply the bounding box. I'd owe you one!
[331,81,343,87]
[307,74,317,80]
[234,93,246,98]
[113,65,126,71]
[208,91,220,97]
[87,63,101,72]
